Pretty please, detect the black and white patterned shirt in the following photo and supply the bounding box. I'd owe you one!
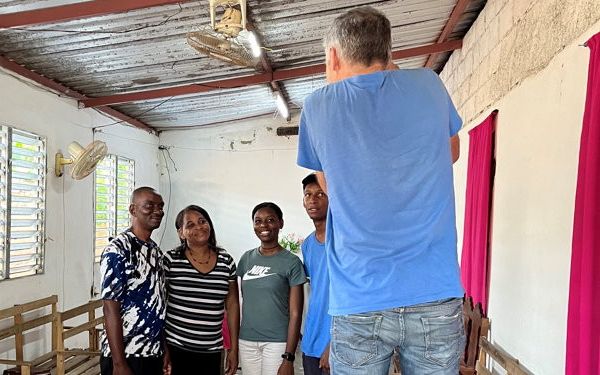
[163,246,237,352]
[100,230,166,357]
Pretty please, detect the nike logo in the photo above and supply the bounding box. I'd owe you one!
[243,265,275,281]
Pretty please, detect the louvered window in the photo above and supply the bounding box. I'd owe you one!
[94,155,134,262]
[0,127,46,280]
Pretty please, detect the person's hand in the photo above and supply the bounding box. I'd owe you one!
[319,344,330,373]
[225,349,239,375]
[277,359,294,375]
[112,361,134,375]
[163,350,172,375]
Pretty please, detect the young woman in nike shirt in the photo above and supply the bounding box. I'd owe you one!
[237,202,306,375]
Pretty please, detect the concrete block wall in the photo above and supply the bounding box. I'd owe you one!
[441,0,600,124]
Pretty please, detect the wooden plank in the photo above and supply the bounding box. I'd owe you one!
[80,40,463,108]
[62,349,101,356]
[15,312,23,362]
[0,359,33,365]
[0,295,57,319]
[0,313,55,340]
[63,354,96,374]
[61,300,102,322]
[31,351,57,366]
[66,357,100,375]
[0,0,194,28]
[55,311,65,375]
[63,318,104,340]
[424,0,471,67]
[477,337,532,375]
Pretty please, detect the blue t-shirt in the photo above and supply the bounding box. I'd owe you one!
[297,68,464,316]
[301,232,331,357]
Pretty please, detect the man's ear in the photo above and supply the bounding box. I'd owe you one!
[129,203,136,216]
[329,47,341,72]
[177,227,183,240]
[280,218,284,230]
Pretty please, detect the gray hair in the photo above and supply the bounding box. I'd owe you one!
[323,6,391,67]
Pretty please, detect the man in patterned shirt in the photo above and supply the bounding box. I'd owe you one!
[100,187,166,375]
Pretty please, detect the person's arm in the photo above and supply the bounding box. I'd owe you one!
[319,342,330,373]
[450,134,460,163]
[278,285,304,375]
[103,300,134,375]
[315,172,327,195]
[225,280,240,375]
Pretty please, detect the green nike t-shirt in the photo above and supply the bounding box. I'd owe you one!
[237,247,307,342]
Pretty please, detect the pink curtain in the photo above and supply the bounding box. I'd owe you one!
[460,111,497,314]
[566,32,600,375]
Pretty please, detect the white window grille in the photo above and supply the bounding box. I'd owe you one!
[0,127,47,280]
[94,155,134,262]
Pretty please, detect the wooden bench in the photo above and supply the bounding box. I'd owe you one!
[460,296,490,375]
[0,296,103,375]
[476,337,533,375]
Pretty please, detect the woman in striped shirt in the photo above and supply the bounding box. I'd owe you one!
[163,205,240,375]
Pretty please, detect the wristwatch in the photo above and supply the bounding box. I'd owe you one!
[281,351,295,362]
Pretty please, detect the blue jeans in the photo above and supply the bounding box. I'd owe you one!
[330,298,465,375]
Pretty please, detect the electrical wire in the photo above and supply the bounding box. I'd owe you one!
[158,149,172,247]
[163,146,178,171]
[92,96,175,130]
[2,4,184,35]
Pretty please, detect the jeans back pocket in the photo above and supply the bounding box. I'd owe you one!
[332,313,383,367]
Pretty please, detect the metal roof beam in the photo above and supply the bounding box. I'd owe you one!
[81,39,463,108]
[0,55,155,132]
[0,0,192,28]
[424,0,471,68]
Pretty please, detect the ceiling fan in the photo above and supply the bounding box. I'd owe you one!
[187,0,258,67]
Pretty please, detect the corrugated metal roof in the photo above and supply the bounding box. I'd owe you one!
[0,0,486,130]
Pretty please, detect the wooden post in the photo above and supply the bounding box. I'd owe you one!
[52,301,57,351]
[54,312,65,375]
[88,303,98,351]
[14,311,23,363]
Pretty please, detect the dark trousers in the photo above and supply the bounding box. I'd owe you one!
[168,344,223,375]
[100,355,163,375]
[303,353,327,375]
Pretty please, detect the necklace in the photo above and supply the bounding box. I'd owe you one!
[188,249,211,265]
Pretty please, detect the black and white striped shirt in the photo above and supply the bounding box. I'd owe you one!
[163,246,237,352]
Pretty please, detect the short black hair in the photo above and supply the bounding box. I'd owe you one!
[251,202,283,221]
[302,173,318,190]
[130,186,160,204]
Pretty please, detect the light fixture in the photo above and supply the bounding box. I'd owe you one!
[248,31,262,58]
[275,93,289,119]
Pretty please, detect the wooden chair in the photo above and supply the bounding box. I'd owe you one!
[476,337,533,375]
[0,295,58,375]
[0,296,103,375]
[54,299,103,375]
[459,296,490,375]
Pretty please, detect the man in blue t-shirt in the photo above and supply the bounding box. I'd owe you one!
[300,174,331,375]
[297,6,465,375]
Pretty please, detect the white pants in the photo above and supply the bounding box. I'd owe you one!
[239,339,287,375]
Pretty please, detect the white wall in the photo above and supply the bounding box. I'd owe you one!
[444,5,600,375]
[158,115,314,262]
[0,69,159,362]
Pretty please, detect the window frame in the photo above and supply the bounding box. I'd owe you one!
[0,125,47,281]
[94,155,135,262]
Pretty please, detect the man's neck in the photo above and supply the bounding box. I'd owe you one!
[131,227,152,243]
[334,62,386,82]
[313,220,326,244]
